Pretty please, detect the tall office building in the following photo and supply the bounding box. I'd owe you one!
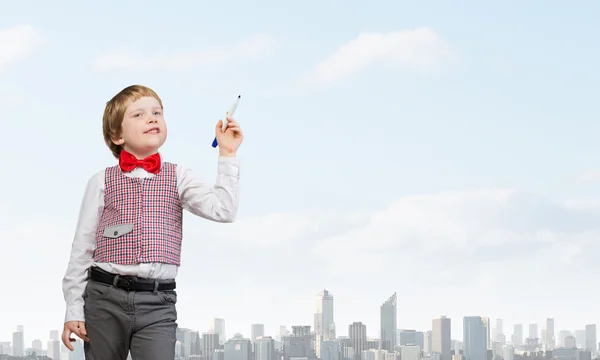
[255,336,276,360]
[252,324,265,344]
[380,293,397,352]
[49,330,59,341]
[463,317,487,360]
[349,322,367,360]
[503,344,514,360]
[224,334,252,360]
[586,324,597,357]
[315,290,335,340]
[576,330,586,349]
[512,324,523,346]
[529,324,538,340]
[398,329,424,350]
[494,319,503,340]
[482,317,490,349]
[203,332,220,358]
[47,340,60,360]
[432,316,451,360]
[210,318,226,345]
[542,318,555,350]
[315,290,335,358]
[12,326,24,357]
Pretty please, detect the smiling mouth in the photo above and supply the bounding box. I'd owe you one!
[145,127,160,134]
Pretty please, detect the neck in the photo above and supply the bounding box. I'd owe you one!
[122,147,159,159]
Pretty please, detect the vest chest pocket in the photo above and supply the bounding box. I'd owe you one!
[103,224,134,238]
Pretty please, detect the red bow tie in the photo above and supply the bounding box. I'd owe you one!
[119,150,161,174]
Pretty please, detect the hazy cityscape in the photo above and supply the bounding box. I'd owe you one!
[0,290,596,360]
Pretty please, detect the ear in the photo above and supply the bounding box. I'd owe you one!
[111,133,125,146]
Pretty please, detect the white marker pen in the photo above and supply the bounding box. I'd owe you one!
[212,95,241,148]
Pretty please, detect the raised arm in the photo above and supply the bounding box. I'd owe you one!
[62,171,104,323]
[177,157,240,223]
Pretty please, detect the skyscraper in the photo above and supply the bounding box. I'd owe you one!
[315,290,334,339]
[349,322,367,360]
[586,324,597,357]
[12,326,23,357]
[432,316,451,360]
[542,318,555,350]
[252,324,265,344]
[463,316,487,360]
[210,318,226,345]
[315,290,335,358]
[512,324,523,346]
[529,324,538,340]
[380,293,397,352]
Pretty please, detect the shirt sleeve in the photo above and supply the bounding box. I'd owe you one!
[62,171,105,323]
[177,156,240,223]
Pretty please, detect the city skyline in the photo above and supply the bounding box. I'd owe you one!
[2,287,599,350]
[2,0,600,354]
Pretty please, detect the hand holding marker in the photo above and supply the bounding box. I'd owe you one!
[212,95,241,148]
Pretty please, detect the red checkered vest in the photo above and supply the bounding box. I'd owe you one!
[93,162,184,266]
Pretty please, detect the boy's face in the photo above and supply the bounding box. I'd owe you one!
[113,96,167,158]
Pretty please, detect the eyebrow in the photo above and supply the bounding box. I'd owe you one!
[128,106,163,114]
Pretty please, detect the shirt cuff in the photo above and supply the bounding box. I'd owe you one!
[218,156,240,177]
[65,304,85,323]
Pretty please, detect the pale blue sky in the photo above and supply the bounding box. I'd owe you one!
[1,0,600,348]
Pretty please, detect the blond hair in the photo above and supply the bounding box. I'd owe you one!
[102,85,163,158]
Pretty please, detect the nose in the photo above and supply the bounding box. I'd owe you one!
[147,117,157,124]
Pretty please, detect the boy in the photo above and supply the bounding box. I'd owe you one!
[61,85,243,359]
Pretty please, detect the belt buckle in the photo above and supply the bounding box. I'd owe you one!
[119,276,136,291]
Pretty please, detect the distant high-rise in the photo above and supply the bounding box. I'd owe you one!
[202,332,220,358]
[424,331,432,354]
[481,317,490,350]
[432,316,451,360]
[398,329,424,350]
[529,324,538,340]
[255,336,276,360]
[32,339,42,354]
[348,322,367,360]
[558,330,572,347]
[315,289,335,358]
[463,316,487,360]
[586,324,597,357]
[564,335,577,348]
[542,318,555,350]
[503,344,515,360]
[576,330,586,349]
[210,318,226,345]
[315,289,335,340]
[495,319,503,339]
[47,340,60,360]
[379,293,397,352]
[49,330,59,341]
[252,324,265,344]
[224,334,252,360]
[12,326,24,357]
[512,324,523,346]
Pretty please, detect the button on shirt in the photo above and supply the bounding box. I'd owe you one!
[62,156,240,323]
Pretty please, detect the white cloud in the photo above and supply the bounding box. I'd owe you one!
[0,25,40,73]
[310,188,600,286]
[300,27,457,86]
[92,34,276,72]
[577,170,600,183]
[3,187,600,343]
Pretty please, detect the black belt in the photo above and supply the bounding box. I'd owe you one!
[89,266,176,291]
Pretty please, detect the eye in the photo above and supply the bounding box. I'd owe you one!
[153,111,162,116]
[133,113,142,117]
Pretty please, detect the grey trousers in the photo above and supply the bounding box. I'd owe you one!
[83,277,178,360]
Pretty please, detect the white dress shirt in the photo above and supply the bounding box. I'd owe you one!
[62,156,240,323]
